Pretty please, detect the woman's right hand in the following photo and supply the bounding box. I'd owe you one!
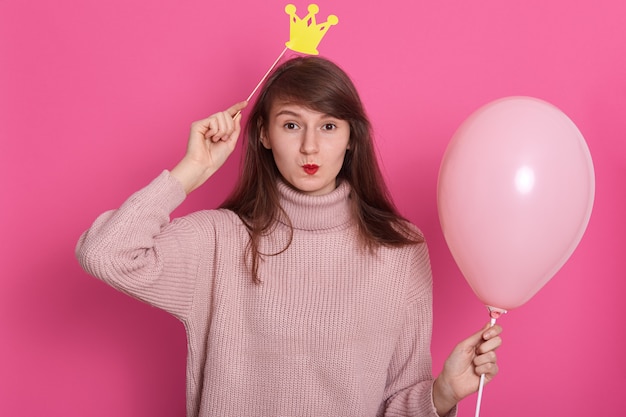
[171,101,248,194]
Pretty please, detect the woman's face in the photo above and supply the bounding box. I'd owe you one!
[261,101,350,196]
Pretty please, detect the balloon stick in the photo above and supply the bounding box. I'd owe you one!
[475,306,506,417]
[474,316,496,417]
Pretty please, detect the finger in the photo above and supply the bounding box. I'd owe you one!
[209,112,232,142]
[474,361,499,379]
[190,118,213,138]
[476,334,502,355]
[226,100,248,118]
[232,110,244,135]
[473,348,499,381]
[476,324,503,354]
[458,323,493,352]
[474,350,497,368]
[483,324,503,341]
[220,111,237,141]
[197,102,247,139]
[205,117,220,141]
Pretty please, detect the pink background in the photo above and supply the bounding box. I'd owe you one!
[1,0,624,415]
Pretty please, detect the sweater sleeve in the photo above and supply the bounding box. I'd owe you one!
[379,242,458,417]
[75,170,203,321]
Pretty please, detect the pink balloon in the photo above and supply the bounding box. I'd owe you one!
[437,96,595,312]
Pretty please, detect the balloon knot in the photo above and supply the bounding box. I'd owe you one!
[487,306,508,320]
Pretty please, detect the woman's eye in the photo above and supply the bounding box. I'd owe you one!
[284,122,297,130]
[322,123,336,130]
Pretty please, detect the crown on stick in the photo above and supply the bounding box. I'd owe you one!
[285,4,338,55]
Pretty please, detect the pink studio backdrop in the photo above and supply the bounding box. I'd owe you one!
[1,0,624,415]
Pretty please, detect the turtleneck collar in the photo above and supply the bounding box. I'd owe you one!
[276,180,353,231]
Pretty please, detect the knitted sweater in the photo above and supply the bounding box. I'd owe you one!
[76,171,456,417]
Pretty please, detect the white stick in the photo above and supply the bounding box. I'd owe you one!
[232,47,289,120]
[474,317,497,417]
[245,46,289,102]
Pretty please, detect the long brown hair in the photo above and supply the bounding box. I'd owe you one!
[221,56,423,282]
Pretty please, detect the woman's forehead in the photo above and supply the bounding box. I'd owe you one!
[268,100,343,120]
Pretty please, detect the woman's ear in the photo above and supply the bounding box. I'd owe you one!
[259,129,272,149]
[259,123,271,149]
[260,135,271,149]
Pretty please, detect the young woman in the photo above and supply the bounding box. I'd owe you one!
[76,56,502,417]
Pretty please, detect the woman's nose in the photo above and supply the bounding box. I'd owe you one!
[300,129,319,154]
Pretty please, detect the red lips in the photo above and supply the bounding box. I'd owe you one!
[303,164,319,175]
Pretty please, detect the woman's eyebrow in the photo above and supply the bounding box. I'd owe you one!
[274,109,301,117]
[274,109,337,119]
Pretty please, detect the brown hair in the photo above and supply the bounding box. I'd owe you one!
[220,56,422,282]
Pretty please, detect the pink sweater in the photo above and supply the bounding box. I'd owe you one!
[76,171,455,417]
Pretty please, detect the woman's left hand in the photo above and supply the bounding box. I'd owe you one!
[432,323,503,416]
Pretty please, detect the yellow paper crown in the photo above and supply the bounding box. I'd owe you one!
[285,4,338,55]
